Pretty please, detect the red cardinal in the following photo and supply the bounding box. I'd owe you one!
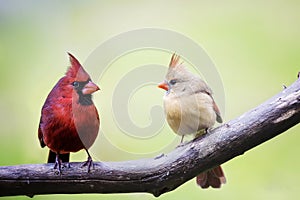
[158,53,226,188]
[38,53,100,173]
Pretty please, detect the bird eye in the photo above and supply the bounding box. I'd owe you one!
[170,79,177,85]
[72,81,79,88]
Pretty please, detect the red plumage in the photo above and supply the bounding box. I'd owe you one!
[38,53,100,173]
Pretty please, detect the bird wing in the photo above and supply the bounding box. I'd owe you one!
[38,119,46,148]
[212,100,223,123]
[195,79,223,123]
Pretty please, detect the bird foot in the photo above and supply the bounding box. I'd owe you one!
[62,162,71,169]
[81,156,94,173]
[154,153,165,159]
[53,155,71,175]
[53,156,62,175]
[176,142,186,148]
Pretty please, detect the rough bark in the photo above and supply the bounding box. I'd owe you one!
[0,76,300,198]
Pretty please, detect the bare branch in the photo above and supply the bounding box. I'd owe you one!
[1,76,300,198]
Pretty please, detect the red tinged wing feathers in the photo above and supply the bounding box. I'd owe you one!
[212,100,223,123]
[38,124,45,148]
[39,97,99,154]
[196,165,226,189]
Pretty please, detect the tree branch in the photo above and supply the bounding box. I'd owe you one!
[1,76,300,198]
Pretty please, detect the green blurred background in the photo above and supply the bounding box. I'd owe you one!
[1,0,300,199]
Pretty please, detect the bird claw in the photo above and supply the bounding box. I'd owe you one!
[62,162,71,169]
[154,153,165,159]
[81,156,94,173]
[53,156,62,175]
[176,142,185,148]
[53,154,71,175]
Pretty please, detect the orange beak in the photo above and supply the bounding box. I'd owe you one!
[82,81,100,95]
[158,81,169,91]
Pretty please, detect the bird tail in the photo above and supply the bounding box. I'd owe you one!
[196,165,226,188]
[47,150,70,163]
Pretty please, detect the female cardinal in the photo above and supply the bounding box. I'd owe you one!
[158,53,226,188]
[38,53,100,174]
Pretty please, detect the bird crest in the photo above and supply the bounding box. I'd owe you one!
[66,52,90,81]
[66,52,82,77]
[169,53,182,68]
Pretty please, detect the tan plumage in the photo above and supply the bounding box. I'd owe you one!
[158,53,226,188]
[163,90,217,135]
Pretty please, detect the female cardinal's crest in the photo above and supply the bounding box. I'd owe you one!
[66,52,90,81]
[169,53,182,68]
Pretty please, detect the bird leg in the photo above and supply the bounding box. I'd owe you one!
[53,153,62,175]
[176,135,185,148]
[205,128,210,134]
[180,135,184,143]
[81,149,94,173]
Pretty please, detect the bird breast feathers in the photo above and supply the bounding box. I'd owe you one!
[163,92,216,135]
